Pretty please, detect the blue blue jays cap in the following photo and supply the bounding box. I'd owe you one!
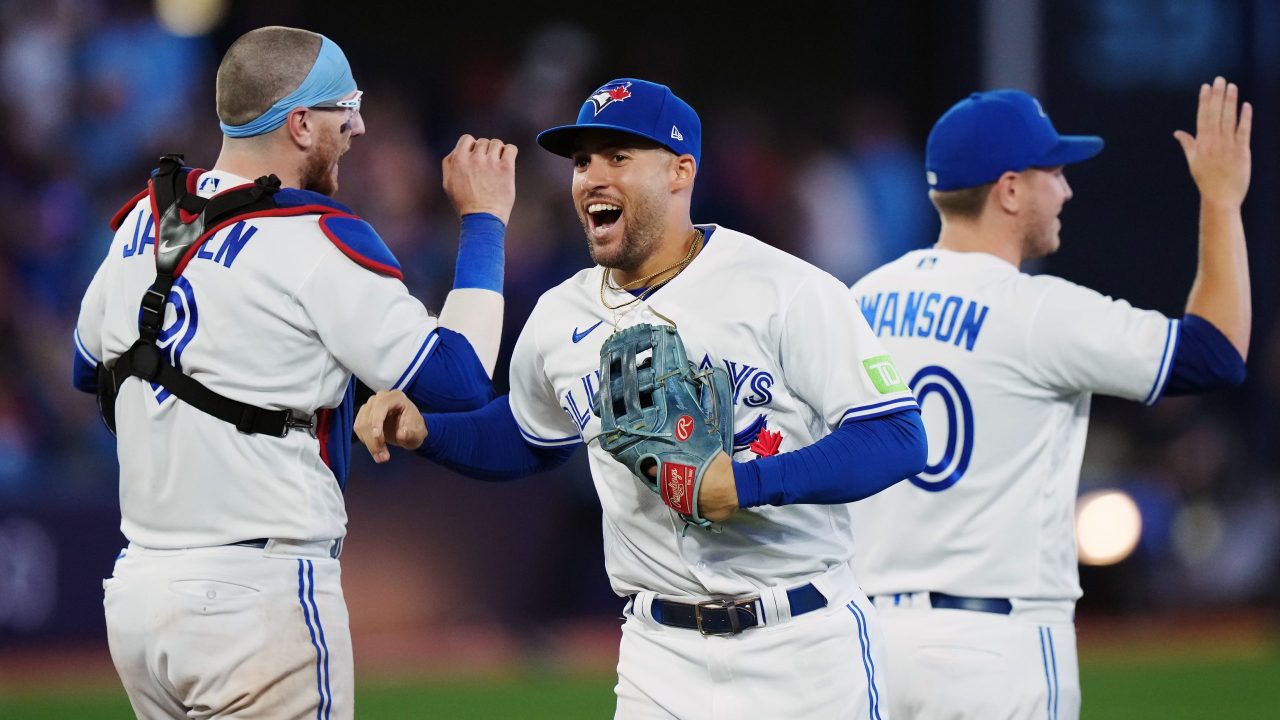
[537,78,701,165]
[925,89,1104,191]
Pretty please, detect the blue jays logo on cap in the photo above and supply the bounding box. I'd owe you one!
[589,81,633,116]
[925,89,1104,191]
[537,77,702,165]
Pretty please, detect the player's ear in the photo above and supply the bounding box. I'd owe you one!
[670,154,696,191]
[993,171,1021,215]
[285,107,315,150]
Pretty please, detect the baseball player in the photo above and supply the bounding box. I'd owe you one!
[849,78,1252,719]
[354,78,928,718]
[71,27,515,719]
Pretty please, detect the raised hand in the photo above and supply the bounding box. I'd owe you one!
[1174,76,1252,207]
[442,135,518,225]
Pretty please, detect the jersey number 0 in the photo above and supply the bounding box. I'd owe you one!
[908,365,973,492]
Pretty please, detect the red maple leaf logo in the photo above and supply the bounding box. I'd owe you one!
[608,86,632,101]
[749,429,783,458]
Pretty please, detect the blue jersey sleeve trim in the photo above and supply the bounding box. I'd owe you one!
[416,395,577,480]
[839,397,920,425]
[402,327,493,412]
[394,330,440,391]
[734,408,926,508]
[74,328,99,364]
[1143,318,1180,406]
[518,424,584,448]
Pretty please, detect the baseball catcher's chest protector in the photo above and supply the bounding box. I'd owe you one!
[96,154,320,438]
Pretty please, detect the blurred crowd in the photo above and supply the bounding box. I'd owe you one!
[0,0,1275,634]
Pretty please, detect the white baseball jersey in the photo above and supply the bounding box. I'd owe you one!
[849,248,1177,602]
[509,225,918,598]
[76,169,441,549]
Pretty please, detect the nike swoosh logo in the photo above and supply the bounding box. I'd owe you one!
[572,320,604,343]
[159,239,184,254]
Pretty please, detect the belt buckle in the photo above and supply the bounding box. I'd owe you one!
[695,598,755,636]
[284,414,317,438]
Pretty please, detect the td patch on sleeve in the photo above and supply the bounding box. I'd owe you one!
[863,355,908,394]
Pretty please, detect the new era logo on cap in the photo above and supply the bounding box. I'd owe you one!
[925,89,1104,191]
[536,77,702,165]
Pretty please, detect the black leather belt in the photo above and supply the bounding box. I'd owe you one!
[644,583,828,636]
[228,539,269,549]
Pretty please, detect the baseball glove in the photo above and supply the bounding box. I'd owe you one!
[592,323,733,528]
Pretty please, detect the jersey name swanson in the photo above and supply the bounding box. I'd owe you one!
[856,289,990,352]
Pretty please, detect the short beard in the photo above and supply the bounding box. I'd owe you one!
[583,190,664,274]
[300,129,342,196]
[1018,201,1059,262]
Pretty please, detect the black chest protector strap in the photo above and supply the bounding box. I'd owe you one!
[96,154,315,438]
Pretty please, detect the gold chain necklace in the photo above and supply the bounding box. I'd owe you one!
[599,228,704,312]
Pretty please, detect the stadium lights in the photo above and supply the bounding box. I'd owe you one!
[1076,489,1143,566]
[155,0,228,37]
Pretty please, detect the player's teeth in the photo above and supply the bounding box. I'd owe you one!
[588,203,621,213]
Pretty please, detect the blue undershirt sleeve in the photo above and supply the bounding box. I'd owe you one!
[402,327,494,412]
[72,349,98,393]
[454,213,505,292]
[1162,314,1247,397]
[733,408,926,507]
[72,329,99,393]
[415,395,579,481]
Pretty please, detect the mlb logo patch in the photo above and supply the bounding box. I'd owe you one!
[588,81,632,116]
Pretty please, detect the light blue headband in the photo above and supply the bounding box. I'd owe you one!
[220,35,357,138]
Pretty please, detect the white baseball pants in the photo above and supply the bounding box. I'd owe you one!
[104,541,351,719]
[615,565,891,719]
[872,594,1080,720]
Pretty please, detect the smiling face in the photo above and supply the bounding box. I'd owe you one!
[570,129,678,274]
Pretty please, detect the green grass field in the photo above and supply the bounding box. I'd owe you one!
[2,653,1277,718]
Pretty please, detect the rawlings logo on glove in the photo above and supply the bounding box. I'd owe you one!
[591,323,733,528]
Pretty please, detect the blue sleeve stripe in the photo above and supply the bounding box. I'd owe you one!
[393,330,440,391]
[517,424,582,447]
[839,397,920,425]
[74,328,99,364]
[1143,318,1180,406]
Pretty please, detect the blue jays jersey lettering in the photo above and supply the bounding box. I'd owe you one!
[849,248,1177,603]
[509,225,918,598]
[76,169,445,549]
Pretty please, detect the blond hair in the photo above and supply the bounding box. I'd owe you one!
[215,26,322,126]
[928,183,995,220]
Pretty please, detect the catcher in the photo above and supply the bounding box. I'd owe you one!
[354,78,926,718]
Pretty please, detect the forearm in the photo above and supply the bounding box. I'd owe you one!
[1185,198,1250,360]
[438,213,505,377]
[416,395,578,481]
[733,409,927,507]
